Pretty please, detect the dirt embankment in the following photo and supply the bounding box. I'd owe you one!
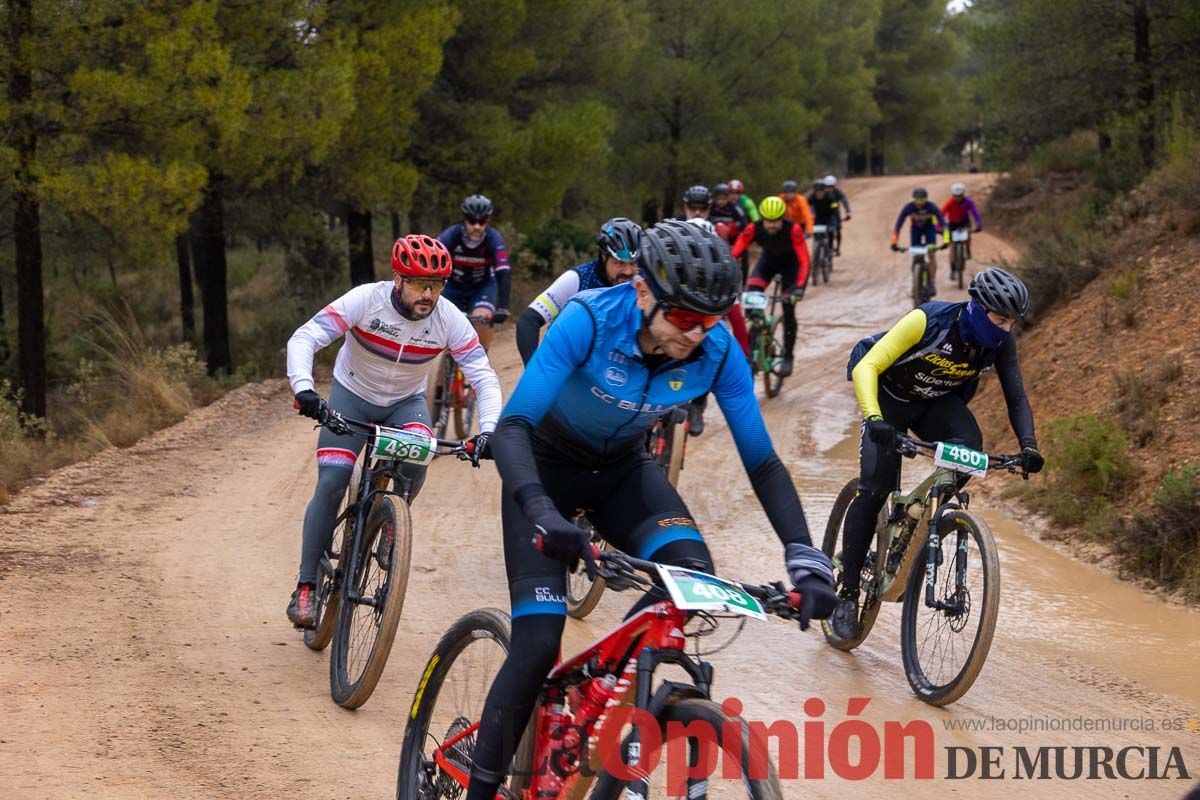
[975,182,1200,506]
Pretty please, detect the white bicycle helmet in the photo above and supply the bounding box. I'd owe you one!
[823,175,837,187]
[951,182,967,196]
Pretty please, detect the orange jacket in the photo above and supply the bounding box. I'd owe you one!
[780,194,813,233]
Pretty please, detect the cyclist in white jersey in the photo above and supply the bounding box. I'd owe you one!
[284,234,502,628]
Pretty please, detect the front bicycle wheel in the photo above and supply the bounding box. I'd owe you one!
[566,514,609,619]
[396,608,518,800]
[591,696,782,800]
[911,260,925,308]
[954,244,966,288]
[811,243,824,286]
[762,317,784,398]
[819,478,883,651]
[821,247,833,283]
[304,458,361,651]
[329,495,414,709]
[900,508,1000,706]
[454,378,476,440]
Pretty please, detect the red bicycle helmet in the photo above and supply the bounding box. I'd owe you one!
[728,178,745,193]
[391,234,452,278]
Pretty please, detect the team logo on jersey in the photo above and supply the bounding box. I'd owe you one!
[668,369,687,391]
[604,366,628,387]
[940,342,955,353]
[369,318,404,337]
[607,350,628,365]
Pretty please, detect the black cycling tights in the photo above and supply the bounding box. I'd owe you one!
[841,391,982,596]
[466,536,711,799]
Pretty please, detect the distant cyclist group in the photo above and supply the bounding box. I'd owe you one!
[280,175,1043,793]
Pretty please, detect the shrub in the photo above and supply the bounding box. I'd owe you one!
[1117,465,1200,601]
[1022,414,1136,533]
[515,218,594,279]
[1110,363,1183,447]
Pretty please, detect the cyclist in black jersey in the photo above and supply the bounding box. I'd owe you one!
[832,267,1044,639]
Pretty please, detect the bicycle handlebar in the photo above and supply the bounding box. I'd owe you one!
[295,401,479,464]
[895,433,1025,474]
[593,549,805,621]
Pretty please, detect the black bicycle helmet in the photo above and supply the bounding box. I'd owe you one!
[912,187,928,200]
[597,217,643,264]
[638,219,739,315]
[812,180,825,191]
[782,180,798,192]
[682,185,713,207]
[968,267,1030,319]
[713,182,730,196]
[460,193,494,218]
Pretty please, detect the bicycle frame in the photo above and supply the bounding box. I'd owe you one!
[323,431,414,612]
[874,465,961,603]
[431,602,702,800]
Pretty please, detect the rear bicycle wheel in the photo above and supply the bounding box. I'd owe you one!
[304,458,362,651]
[762,317,784,398]
[396,608,517,800]
[900,508,1000,706]
[819,478,883,651]
[329,495,413,708]
[566,514,609,619]
[664,418,686,487]
[591,696,782,800]
[432,357,453,440]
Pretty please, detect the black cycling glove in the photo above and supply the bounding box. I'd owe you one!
[295,390,326,421]
[865,416,897,450]
[526,497,596,578]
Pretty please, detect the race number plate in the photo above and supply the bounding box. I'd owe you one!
[910,245,929,256]
[373,426,436,465]
[655,565,766,620]
[812,224,829,234]
[951,228,970,242]
[934,441,989,478]
[741,292,769,310]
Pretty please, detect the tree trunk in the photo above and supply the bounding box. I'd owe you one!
[176,233,195,341]
[189,175,233,375]
[868,125,886,176]
[847,150,867,177]
[9,0,46,419]
[391,211,401,241]
[1132,0,1154,168]
[347,207,374,286]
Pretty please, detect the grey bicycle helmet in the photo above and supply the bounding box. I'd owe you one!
[782,180,798,192]
[597,217,643,263]
[639,219,739,315]
[682,185,713,207]
[912,187,928,200]
[969,267,1030,319]
[460,193,494,218]
[713,182,731,196]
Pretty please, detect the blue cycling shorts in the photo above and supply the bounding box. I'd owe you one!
[442,279,496,314]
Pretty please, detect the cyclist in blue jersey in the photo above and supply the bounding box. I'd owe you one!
[891,187,947,297]
[515,217,642,365]
[463,220,837,800]
[438,194,510,351]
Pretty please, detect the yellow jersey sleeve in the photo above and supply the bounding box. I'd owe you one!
[852,309,927,418]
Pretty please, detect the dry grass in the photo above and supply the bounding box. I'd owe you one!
[0,306,219,501]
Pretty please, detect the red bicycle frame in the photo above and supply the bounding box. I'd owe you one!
[431,601,691,800]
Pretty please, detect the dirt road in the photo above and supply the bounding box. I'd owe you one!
[3,174,1197,798]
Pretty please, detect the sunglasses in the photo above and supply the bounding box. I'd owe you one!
[465,217,489,226]
[659,303,723,332]
[404,277,448,294]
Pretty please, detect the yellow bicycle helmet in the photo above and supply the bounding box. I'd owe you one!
[759,195,786,220]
